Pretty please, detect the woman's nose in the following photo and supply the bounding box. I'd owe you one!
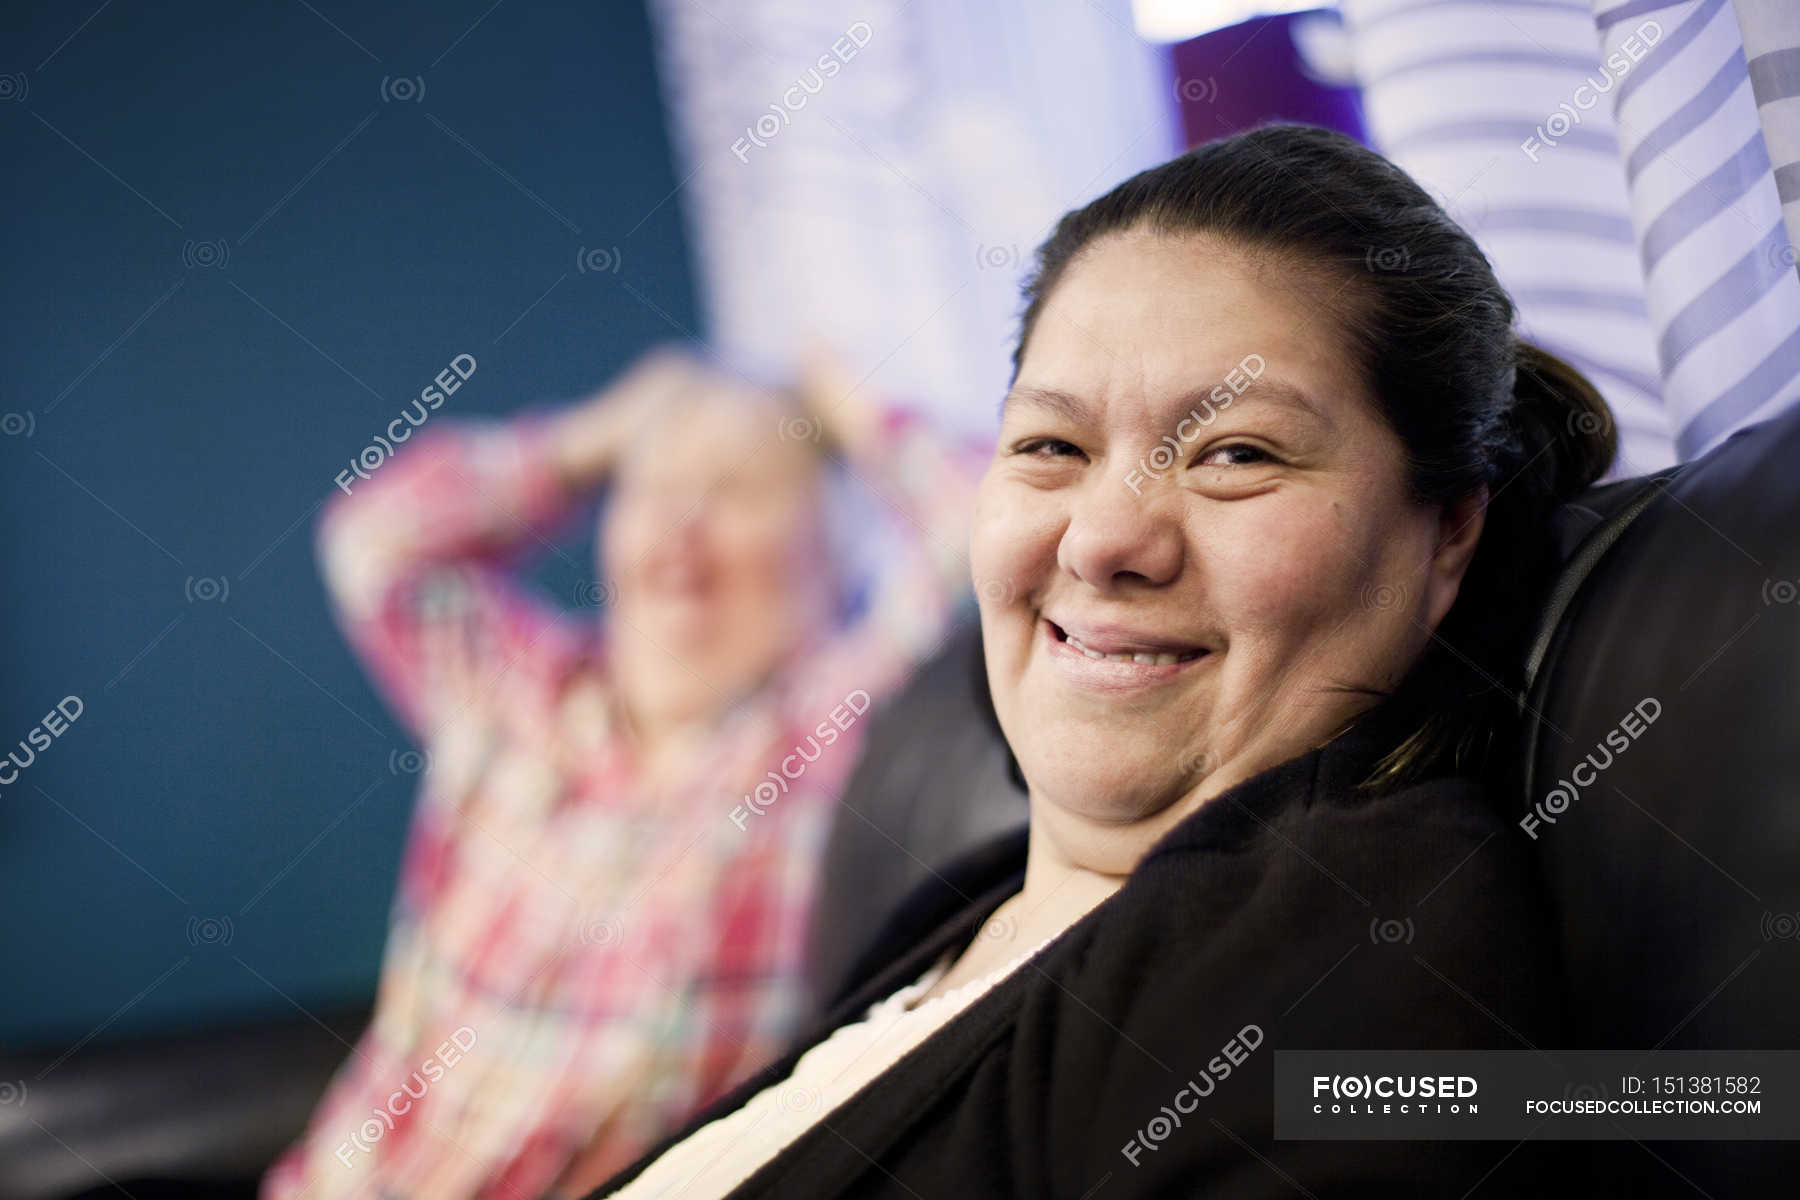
[1056,475,1184,590]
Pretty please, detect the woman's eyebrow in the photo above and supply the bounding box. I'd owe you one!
[999,378,1332,430]
[1192,378,1335,431]
[998,385,1093,425]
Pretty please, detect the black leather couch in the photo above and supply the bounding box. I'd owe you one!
[0,1005,367,1199]
[6,402,1796,1198]
[1517,401,1800,1194]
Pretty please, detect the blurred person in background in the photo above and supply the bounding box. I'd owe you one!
[259,345,986,1200]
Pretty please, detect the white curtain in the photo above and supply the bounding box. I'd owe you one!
[643,0,1175,438]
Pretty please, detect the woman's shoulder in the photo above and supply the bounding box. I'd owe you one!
[1008,769,1567,1193]
[1045,764,1562,1051]
[1108,765,1543,961]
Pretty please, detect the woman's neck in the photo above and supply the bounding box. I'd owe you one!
[1003,818,1131,945]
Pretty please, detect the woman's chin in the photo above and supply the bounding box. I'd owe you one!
[1025,760,1188,830]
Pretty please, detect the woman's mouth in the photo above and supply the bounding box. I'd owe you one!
[1041,617,1209,691]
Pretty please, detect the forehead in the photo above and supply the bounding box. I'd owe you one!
[621,390,818,489]
[1011,228,1363,422]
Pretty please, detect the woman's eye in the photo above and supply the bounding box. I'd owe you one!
[1014,437,1084,458]
[1198,442,1275,467]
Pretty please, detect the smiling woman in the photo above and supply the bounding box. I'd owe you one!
[587,124,1618,1199]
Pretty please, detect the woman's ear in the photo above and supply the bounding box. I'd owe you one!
[1425,484,1488,629]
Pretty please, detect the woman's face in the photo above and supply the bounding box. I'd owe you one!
[603,392,831,727]
[972,228,1484,872]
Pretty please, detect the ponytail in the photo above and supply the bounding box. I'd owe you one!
[1364,342,1619,792]
[1507,339,1618,501]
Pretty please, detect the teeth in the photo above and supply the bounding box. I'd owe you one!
[1064,632,1199,666]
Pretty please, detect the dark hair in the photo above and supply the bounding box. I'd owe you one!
[1009,123,1616,792]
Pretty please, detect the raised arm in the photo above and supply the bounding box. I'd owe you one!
[791,348,992,703]
[314,348,695,741]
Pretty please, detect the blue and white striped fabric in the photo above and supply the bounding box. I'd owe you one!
[1342,0,1800,466]
[1603,0,1800,458]
[1340,0,1676,476]
[1733,0,1800,257]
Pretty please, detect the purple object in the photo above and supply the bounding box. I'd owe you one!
[1169,12,1365,148]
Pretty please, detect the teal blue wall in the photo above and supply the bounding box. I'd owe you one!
[0,0,699,1046]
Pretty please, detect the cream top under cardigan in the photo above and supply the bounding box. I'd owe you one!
[609,932,1059,1199]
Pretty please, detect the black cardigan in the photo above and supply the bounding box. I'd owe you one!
[587,685,1590,1199]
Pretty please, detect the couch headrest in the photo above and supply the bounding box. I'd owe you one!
[1520,402,1800,1057]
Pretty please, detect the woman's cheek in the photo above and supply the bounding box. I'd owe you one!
[1206,499,1344,622]
[969,482,1041,604]
[969,489,1024,732]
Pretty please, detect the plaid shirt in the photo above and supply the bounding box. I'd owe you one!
[261,400,983,1200]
